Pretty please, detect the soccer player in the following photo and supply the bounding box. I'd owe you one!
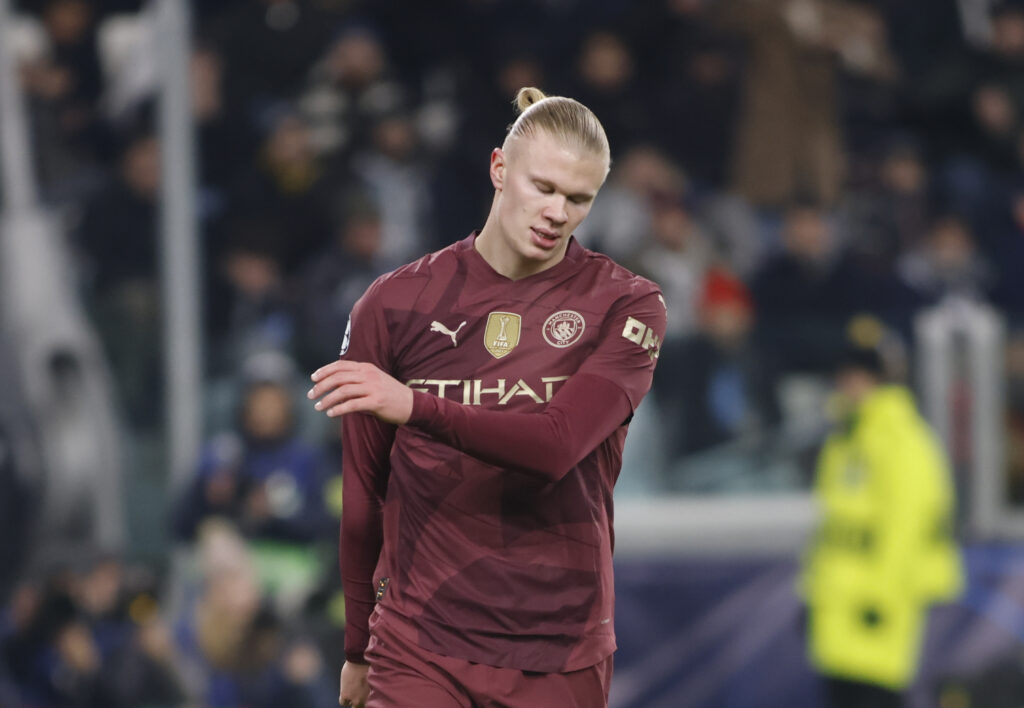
[308,87,666,708]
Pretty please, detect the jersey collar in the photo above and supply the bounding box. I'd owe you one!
[458,231,583,284]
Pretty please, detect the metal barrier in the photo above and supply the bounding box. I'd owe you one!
[917,297,1008,538]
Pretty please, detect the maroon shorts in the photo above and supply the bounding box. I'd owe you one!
[364,611,613,708]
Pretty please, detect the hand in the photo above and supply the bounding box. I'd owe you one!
[339,660,370,707]
[973,85,1015,135]
[56,622,100,674]
[309,361,413,425]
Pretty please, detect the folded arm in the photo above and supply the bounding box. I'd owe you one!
[406,373,631,482]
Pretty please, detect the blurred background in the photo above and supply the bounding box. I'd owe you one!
[2,0,1024,706]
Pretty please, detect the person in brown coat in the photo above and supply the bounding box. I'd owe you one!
[715,0,897,208]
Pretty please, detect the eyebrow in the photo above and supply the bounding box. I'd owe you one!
[532,177,596,202]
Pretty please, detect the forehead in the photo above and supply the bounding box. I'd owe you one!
[509,131,608,193]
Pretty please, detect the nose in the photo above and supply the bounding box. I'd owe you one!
[543,195,568,225]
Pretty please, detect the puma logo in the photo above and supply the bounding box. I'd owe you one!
[430,320,467,347]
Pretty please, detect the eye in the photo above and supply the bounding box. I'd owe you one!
[534,181,554,194]
[569,196,590,205]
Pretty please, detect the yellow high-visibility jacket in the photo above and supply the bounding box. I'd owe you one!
[802,385,963,689]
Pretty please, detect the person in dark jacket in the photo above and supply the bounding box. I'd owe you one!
[174,370,328,544]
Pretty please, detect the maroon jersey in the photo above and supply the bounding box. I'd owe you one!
[340,233,665,674]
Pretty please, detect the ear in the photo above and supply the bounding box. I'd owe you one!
[489,148,505,191]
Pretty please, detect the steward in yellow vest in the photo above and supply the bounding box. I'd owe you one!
[801,346,963,708]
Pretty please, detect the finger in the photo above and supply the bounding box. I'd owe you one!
[327,396,373,418]
[312,360,368,382]
[316,384,370,413]
[311,364,348,385]
[308,372,365,400]
[312,361,344,382]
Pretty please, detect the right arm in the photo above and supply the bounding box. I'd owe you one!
[339,410,394,663]
[334,282,396,665]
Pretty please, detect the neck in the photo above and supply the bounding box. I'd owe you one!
[475,219,568,281]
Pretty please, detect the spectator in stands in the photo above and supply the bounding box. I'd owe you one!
[931,2,1024,170]
[0,581,45,704]
[752,200,871,377]
[897,214,993,307]
[844,137,933,271]
[204,0,351,125]
[77,128,159,293]
[174,520,262,703]
[656,268,764,458]
[76,128,162,428]
[560,29,649,153]
[19,0,108,198]
[1,582,109,707]
[715,0,897,208]
[630,189,714,342]
[74,553,188,708]
[351,105,434,264]
[630,0,742,188]
[992,185,1024,320]
[72,553,132,663]
[192,43,253,205]
[210,219,296,371]
[295,193,385,370]
[577,144,683,260]
[0,553,186,708]
[228,107,341,274]
[173,367,329,544]
[0,425,32,603]
[173,520,334,708]
[102,610,188,708]
[296,23,409,163]
[919,3,1024,230]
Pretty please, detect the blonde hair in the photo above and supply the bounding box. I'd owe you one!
[504,87,610,163]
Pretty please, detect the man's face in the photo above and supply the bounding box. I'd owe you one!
[342,218,382,261]
[929,219,973,271]
[994,11,1024,59]
[835,369,876,409]
[490,131,607,266]
[783,207,830,263]
[243,384,292,441]
[122,137,161,198]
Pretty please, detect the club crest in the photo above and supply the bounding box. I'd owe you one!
[543,310,585,348]
[484,312,521,359]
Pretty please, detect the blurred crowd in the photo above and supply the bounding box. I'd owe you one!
[0,523,344,708]
[6,0,1024,705]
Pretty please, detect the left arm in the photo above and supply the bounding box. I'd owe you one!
[406,372,632,483]
[310,291,666,482]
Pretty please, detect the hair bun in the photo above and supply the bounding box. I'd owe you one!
[514,87,548,114]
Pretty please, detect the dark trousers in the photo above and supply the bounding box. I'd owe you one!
[824,676,904,708]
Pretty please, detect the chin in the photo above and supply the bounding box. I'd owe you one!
[521,245,558,262]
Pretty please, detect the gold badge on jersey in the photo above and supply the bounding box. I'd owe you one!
[484,312,521,359]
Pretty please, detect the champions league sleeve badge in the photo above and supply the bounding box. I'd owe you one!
[339,315,352,357]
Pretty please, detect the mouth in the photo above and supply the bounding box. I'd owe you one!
[530,227,561,250]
